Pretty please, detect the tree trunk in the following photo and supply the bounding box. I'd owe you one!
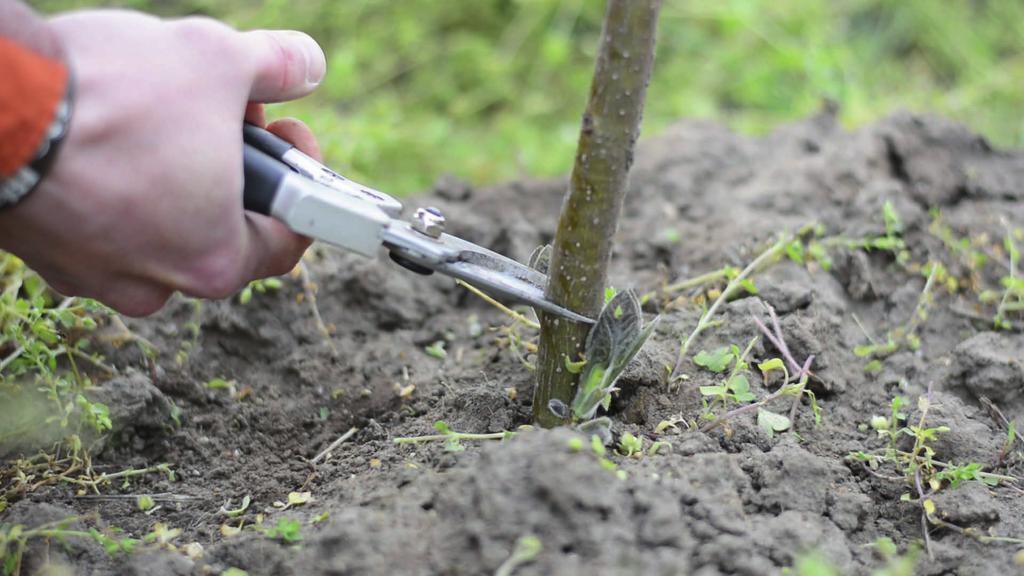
[533,0,662,427]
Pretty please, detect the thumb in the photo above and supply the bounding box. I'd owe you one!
[242,30,326,103]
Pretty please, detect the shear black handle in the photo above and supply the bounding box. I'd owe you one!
[242,144,289,216]
[243,122,293,158]
[242,123,298,216]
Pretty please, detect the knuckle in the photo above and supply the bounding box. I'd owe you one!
[184,248,247,300]
[172,16,240,58]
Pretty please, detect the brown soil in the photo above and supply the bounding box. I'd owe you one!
[4,110,1024,576]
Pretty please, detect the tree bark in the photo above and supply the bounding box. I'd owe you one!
[533,0,662,427]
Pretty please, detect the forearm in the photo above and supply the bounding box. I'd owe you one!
[0,1,72,208]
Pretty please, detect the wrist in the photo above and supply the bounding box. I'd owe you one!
[0,69,74,210]
[0,3,74,211]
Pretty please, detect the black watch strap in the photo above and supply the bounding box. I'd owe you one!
[0,69,74,210]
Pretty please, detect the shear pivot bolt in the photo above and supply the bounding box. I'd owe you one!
[412,207,446,238]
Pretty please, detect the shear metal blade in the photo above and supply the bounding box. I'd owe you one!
[381,222,594,324]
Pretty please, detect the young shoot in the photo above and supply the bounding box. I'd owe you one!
[696,338,758,414]
[547,290,659,436]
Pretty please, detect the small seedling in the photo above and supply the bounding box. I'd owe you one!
[272,491,312,511]
[219,495,252,518]
[262,518,302,543]
[136,495,155,512]
[697,338,758,415]
[693,347,735,373]
[701,355,817,435]
[757,409,792,438]
[567,433,628,480]
[238,277,283,305]
[617,432,643,457]
[494,534,542,576]
[654,415,686,434]
[424,341,447,360]
[647,440,672,456]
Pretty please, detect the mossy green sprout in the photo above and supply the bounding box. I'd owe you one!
[136,494,155,512]
[617,432,643,457]
[424,341,447,360]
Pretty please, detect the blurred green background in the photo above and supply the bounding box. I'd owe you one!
[32,0,1024,194]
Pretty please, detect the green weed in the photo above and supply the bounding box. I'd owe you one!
[850,392,1023,557]
[0,515,142,575]
[262,518,303,543]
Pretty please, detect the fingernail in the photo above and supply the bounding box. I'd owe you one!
[283,31,326,87]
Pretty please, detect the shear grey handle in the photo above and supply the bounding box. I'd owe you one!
[240,124,391,257]
[242,123,403,217]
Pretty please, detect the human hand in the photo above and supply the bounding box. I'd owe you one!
[0,10,326,316]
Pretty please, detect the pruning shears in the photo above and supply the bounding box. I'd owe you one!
[241,123,594,324]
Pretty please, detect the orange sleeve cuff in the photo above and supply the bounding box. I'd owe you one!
[0,36,69,178]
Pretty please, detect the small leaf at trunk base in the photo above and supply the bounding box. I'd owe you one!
[570,290,659,421]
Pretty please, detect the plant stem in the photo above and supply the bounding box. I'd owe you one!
[457,279,540,330]
[640,266,733,303]
[996,219,1018,326]
[914,466,934,560]
[311,427,358,465]
[534,0,662,427]
[670,235,789,382]
[299,261,339,356]
[393,431,510,444]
